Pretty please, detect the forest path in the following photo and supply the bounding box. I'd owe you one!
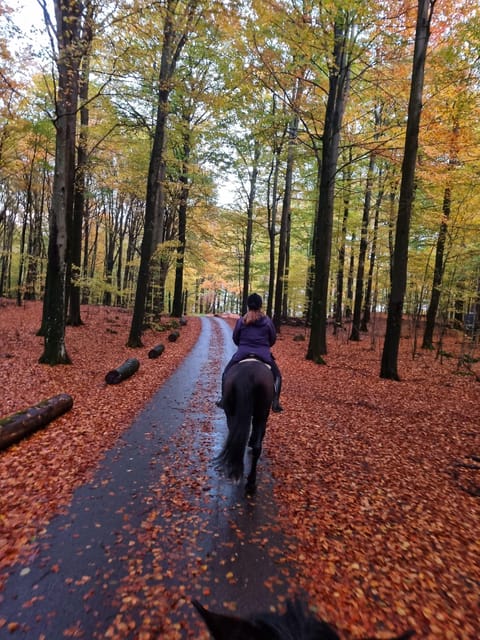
[0,317,294,638]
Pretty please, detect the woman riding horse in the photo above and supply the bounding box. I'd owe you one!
[217,293,283,412]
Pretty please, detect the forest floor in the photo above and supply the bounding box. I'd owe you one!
[0,300,479,639]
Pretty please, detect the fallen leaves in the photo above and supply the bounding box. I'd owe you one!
[265,322,480,638]
[0,302,479,638]
[0,301,201,587]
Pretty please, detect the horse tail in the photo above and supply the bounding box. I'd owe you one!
[215,376,252,482]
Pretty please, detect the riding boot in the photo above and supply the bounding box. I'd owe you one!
[215,373,225,408]
[271,376,283,412]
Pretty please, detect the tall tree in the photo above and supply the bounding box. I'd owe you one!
[360,165,384,331]
[421,184,451,349]
[127,0,201,347]
[380,0,436,380]
[350,152,375,341]
[334,153,352,331]
[265,100,287,319]
[273,111,299,330]
[67,0,95,326]
[39,0,86,364]
[306,11,352,362]
[241,137,260,312]
[171,126,190,317]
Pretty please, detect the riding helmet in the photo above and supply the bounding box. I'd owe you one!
[247,293,262,310]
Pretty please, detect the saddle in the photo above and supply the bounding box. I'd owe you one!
[238,354,271,369]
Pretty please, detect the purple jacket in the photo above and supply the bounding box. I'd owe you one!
[230,314,276,365]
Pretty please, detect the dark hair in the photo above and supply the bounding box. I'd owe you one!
[247,293,262,310]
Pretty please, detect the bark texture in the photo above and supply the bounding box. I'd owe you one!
[105,358,140,384]
[381,0,435,380]
[0,393,74,451]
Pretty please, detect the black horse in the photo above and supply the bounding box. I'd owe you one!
[193,599,415,640]
[215,359,274,495]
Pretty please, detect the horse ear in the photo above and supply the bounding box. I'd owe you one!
[192,600,265,640]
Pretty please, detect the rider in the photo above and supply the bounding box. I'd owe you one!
[217,293,283,412]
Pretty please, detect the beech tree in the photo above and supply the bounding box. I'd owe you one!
[306,10,352,363]
[349,152,375,342]
[380,0,436,380]
[127,0,206,347]
[67,0,95,326]
[39,0,89,365]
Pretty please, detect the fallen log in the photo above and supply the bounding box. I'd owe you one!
[148,344,165,359]
[168,331,180,342]
[105,358,140,384]
[0,393,74,451]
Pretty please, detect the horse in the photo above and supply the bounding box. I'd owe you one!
[214,358,274,495]
[193,598,415,640]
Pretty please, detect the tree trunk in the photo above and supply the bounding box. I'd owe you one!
[361,167,384,331]
[16,204,28,307]
[350,153,375,341]
[0,204,14,298]
[273,113,298,330]
[68,8,93,326]
[39,0,84,365]
[304,162,322,325]
[266,112,285,318]
[103,200,116,307]
[123,203,142,307]
[334,156,352,332]
[0,394,73,451]
[381,0,435,380]
[241,139,260,313]
[422,186,451,349]
[24,150,47,301]
[307,13,351,362]
[172,129,191,317]
[282,207,291,319]
[128,0,194,346]
[17,143,37,305]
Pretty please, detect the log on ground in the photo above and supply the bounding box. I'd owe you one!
[0,393,74,451]
[105,358,140,384]
[168,331,180,342]
[148,344,165,359]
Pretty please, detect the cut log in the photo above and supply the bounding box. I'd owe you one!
[0,393,74,451]
[105,358,140,384]
[168,331,180,342]
[148,344,165,359]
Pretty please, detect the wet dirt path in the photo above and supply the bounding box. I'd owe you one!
[0,317,295,639]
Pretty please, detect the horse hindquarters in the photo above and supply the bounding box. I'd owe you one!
[216,376,253,483]
[245,367,273,494]
[216,362,274,492]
